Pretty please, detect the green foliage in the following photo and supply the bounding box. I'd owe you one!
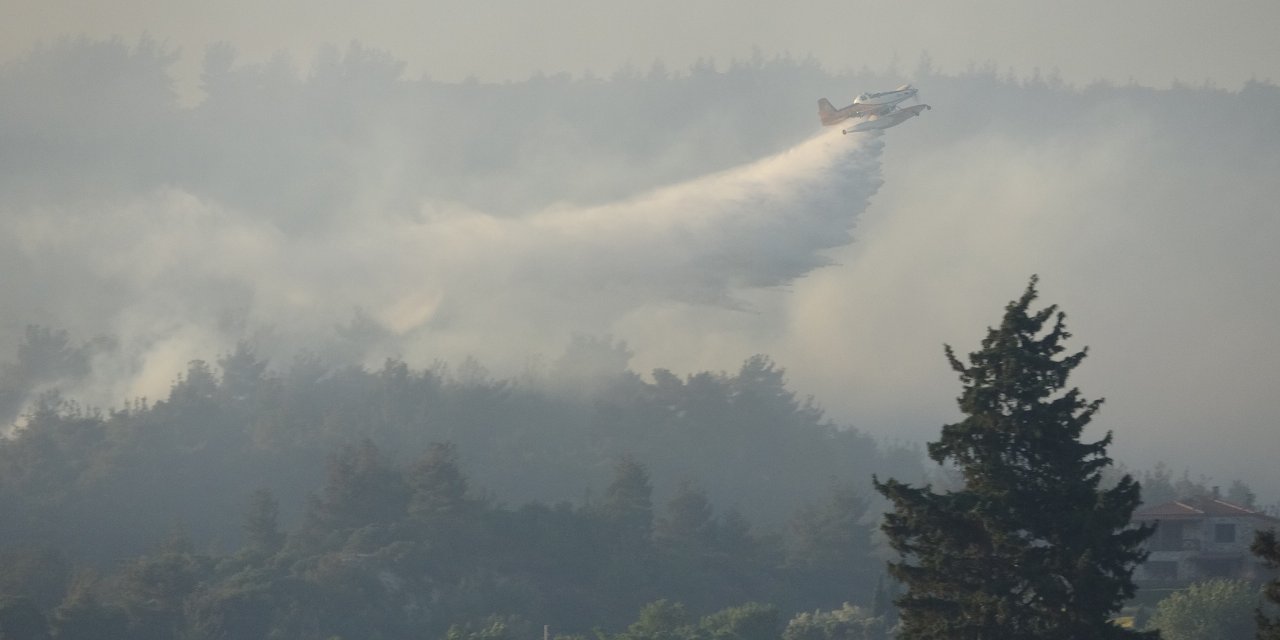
[218,341,271,405]
[244,488,285,554]
[0,328,919,638]
[1145,579,1258,640]
[874,277,1154,639]
[118,545,213,639]
[600,456,655,549]
[445,615,523,640]
[306,439,411,531]
[0,327,912,563]
[1254,528,1280,640]
[181,566,283,640]
[617,601,781,640]
[782,603,887,640]
[786,484,877,609]
[657,481,715,546]
[620,600,692,640]
[407,442,471,520]
[1134,462,1258,508]
[787,484,871,572]
[50,572,129,640]
[0,326,110,423]
[1,441,805,639]
[692,602,781,640]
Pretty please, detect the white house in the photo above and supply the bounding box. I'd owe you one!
[1132,495,1278,583]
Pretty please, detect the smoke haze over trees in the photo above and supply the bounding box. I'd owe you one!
[1,33,1280,635]
[2,37,1278,501]
[0,342,911,637]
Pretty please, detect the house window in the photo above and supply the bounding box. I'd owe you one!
[1154,522,1185,551]
[1215,523,1236,543]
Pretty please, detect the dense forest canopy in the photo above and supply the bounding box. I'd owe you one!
[0,330,918,553]
[0,330,912,637]
[0,325,1266,638]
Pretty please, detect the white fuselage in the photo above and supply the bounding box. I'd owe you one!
[851,84,917,106]
[843,104,930,133]
[819,100,894,126]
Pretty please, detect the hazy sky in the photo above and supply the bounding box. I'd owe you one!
[5,0,1280,96]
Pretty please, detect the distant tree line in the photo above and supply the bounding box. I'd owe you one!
[0,327,923,558]
[0,327,923,637]
[1,289,1277,638]
[0,436,887,638]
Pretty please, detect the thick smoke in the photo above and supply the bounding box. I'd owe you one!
[7,38,1280,505]
[0,116,881,410]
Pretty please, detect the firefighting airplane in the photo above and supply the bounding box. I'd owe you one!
[817,84,918,127]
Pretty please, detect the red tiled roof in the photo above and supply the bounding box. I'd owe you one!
[1134,497,1280,521]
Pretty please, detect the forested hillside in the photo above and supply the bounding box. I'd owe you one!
[0,327,1263,638]
[0,330,917,638]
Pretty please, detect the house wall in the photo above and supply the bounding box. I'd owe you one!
[1134,516,1272,582]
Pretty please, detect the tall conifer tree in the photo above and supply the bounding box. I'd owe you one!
[874,276,1154,639]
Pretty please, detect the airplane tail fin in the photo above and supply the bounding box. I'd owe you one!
[818,98,839,125]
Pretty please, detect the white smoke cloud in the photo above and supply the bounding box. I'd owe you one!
[1,128,882,407]
[6,37,1278,507]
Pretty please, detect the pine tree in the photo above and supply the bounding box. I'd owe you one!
[1254,528,1280,640]
[601,455,655,548]
[243,488,284,554]
[657,480,715,545]
[873,276,1154,640]
[407,442,470,519]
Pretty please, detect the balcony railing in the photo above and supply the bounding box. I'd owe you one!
[1149,538,1201,552]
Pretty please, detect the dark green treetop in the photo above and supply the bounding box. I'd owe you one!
[1255,528,1280,640]
[242,488,284,554]
[1144,578,1257,639]
[407,441,472,519]
[602,455,656,548]
[874,276,1154,640]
